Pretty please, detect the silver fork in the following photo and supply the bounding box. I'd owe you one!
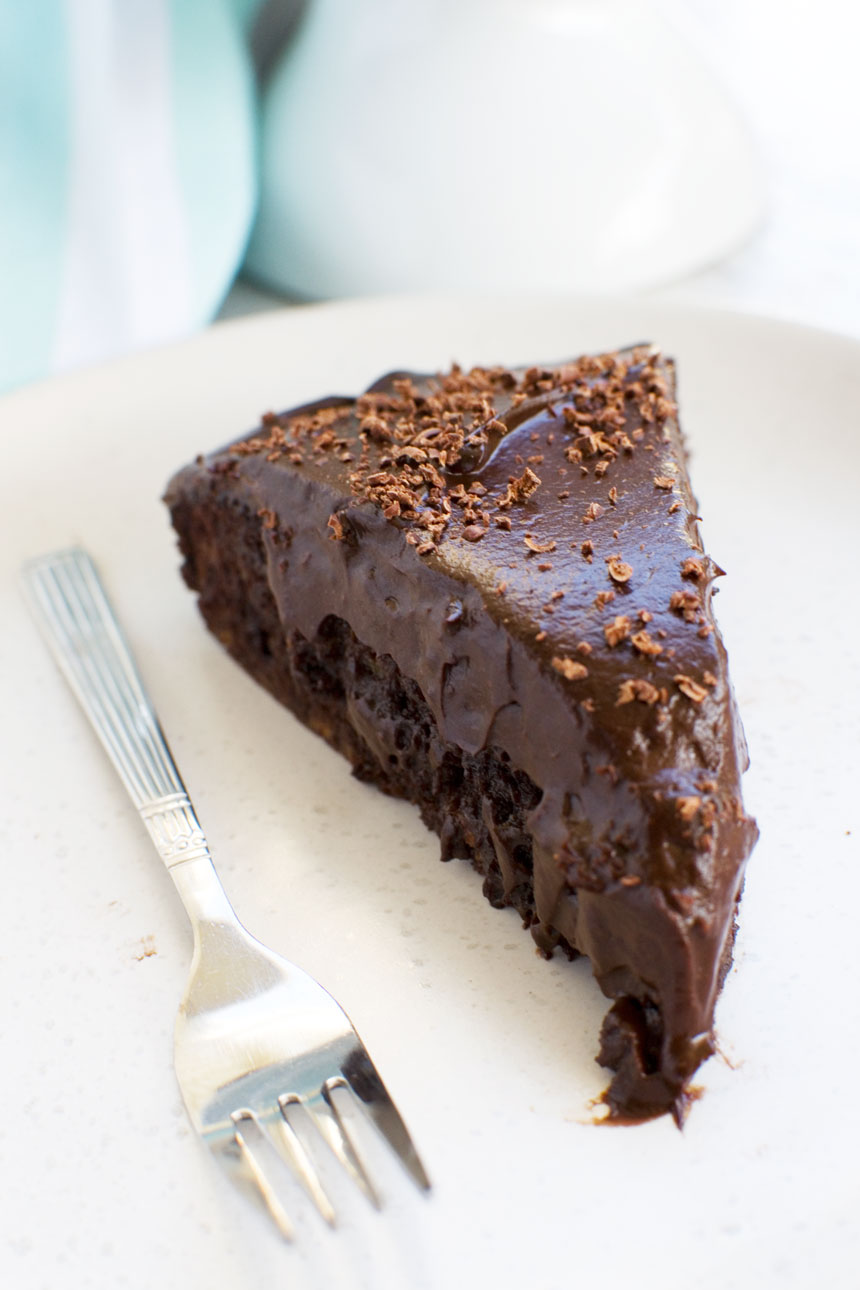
[22,546,430,1240]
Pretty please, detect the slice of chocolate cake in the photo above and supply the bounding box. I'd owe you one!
[165,347,757,1124]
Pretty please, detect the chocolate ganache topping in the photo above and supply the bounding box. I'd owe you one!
[166,346,758,1123]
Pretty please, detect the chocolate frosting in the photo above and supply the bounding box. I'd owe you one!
[165,348,758,1122]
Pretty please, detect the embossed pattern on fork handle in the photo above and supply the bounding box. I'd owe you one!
[21,548,230,915]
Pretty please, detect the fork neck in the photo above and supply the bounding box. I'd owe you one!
[137,791,240,931]
[167,853,241,933]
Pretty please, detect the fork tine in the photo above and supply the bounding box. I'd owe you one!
[327,1075,432,1194]
[334,1049,432,1192]
[269,1106,337,1227]
[230,1112,295,1242]
[280,1093,382,1211]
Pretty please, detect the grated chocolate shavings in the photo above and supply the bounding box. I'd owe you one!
[654,476,675,490]
[607,557,633,584]
[670,589,701,620]
[552,657,589,681]
[499,466,542,508]
[676,796,701,821]
[524,535,556,554]
[631,630,663,657]
[328,512,348,542]
[616,679,661,706]
[233,350,681,571]
[604,615,631,647]
[674,673,709,703]
[681,557,706,581]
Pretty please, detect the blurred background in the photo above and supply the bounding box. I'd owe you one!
[1,0,858,395]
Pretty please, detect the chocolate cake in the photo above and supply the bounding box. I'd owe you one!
[165,346,758,1124]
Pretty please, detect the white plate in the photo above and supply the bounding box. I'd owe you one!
[2,294,858,1290]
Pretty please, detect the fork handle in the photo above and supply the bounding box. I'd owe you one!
[22,547,236,927]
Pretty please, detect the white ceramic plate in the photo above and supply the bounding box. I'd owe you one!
[2,294,858,1290]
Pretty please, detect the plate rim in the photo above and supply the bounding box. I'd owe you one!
[4,287,860,414]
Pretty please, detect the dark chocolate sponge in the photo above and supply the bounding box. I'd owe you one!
[165,347,758,1123]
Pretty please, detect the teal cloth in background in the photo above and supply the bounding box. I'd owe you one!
[0,0,265,393]
[169,0,258,325]
[0,4,70,390]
